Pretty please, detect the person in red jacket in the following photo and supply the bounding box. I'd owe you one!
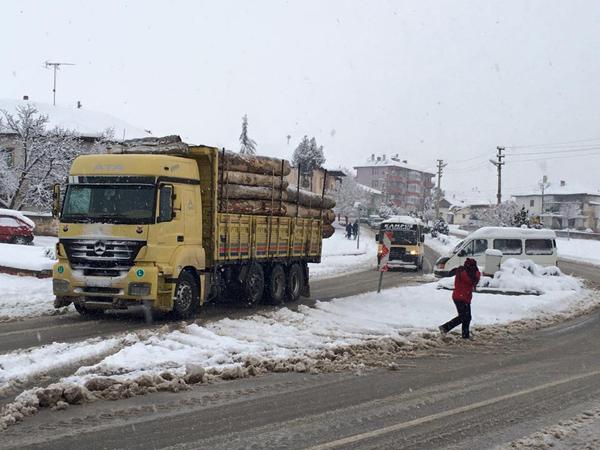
[439,258,481,339]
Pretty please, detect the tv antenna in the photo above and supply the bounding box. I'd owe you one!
[44,61,75,106]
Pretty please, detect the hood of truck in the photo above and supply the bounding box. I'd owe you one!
[58,222,149,242]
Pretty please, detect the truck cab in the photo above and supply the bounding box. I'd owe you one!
[376,216,425,270]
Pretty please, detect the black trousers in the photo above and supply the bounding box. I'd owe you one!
[441,301,472,338]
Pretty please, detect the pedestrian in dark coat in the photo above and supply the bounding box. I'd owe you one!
[345,223,353,239]
[439,258,480,339]
[352,221,359,240]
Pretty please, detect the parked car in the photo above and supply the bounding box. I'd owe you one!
[0,209,35,245]
[367,215,383,229]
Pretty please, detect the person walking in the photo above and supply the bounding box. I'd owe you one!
[345,222,353,239]
[352,220,359,240]
[439,258,480,339]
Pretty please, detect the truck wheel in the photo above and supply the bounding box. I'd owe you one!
[285,263,303,303]
[266,264,286,305]
[241,263,264,308]
[74,302,103,318]
[173,271,199,320]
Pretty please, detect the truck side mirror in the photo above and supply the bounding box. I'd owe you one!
[52,183,61,218]
[157,184,174,223]
[420,235,425,243]
[375,233,379,242]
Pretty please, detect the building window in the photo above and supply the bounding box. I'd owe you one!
[530,199,534,207]
[1,147,14,168]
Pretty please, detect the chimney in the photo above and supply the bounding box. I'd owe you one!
[371,154,375,161]
[402,160,408,164]
[383,154,386,160]
[77,101,82,109]
[560,180,566,187]
[22,95,29,101]
[376,156,381,162]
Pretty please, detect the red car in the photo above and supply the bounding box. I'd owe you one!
[0,210,35,245]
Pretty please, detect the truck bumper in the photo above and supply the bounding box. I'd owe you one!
[52,259,170,308]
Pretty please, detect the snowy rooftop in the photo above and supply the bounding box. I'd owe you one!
[513,182,600,197]
[446,189,495,209]
[469,226,557,240]
[353,155,434,175]
[356,183,382,195]
[0,98,150,140]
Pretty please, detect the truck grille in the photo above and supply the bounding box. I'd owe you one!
[61,239,146,276]
[389,247,406,260]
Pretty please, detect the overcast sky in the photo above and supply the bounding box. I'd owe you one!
[3,0,600,200]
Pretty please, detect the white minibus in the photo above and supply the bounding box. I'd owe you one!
[434,227,558,277]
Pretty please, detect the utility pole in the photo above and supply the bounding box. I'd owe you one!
[44,61,75,106]
[435,159,447,219]
[539,175,550,227]
[489,147,505,205]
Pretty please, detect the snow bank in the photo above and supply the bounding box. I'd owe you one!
[0,209,35,229]
[0,242,55,271]
[0,274,61,321]
[556,237,600,267]
[437,259,580,295]
[55,280,592,385]
[309,226,377,279]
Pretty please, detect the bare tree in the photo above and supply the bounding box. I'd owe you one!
[0,104,84,210]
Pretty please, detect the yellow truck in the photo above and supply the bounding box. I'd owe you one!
[52,144,323,318]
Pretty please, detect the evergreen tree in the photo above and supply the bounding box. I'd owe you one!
[239,114,257,155]
[511,206,530,228]
[292,135,325,174]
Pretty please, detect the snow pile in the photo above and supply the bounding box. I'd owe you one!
[479,259,580,294]
[438,259,581,295]
[556,237,600,267]
[0,274,61,321]
[0,208,35,229]
[425,233,462,255]
[309,226,377,279]
[0,242,56,271]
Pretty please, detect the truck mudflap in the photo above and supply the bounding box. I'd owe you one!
[301,262,310,297]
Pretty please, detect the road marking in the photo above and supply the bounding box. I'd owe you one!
[308,369,600,450]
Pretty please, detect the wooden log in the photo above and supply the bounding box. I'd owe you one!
[220,185,336,210]
[222,170,289,190]
[322,224,335,239]
[219,150,291,176]
[285,187,336,209]
[222,199,286,216]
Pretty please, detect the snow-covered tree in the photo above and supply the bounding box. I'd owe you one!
[292,135,325,174]
[378,202,407,219]
[480,201,520,227]
[333,169,372,216]
[0,104,85,210]
[432,217,449,236]
[239,114,257,155]
[511,206,530,228]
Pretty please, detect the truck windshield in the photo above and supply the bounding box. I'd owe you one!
[62,184,156,224]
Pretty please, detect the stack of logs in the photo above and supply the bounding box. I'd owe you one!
[218,150,336,238]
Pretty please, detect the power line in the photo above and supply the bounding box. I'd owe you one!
[507,145,600,157]
[507,136,600,149]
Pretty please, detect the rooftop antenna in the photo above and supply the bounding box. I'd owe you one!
[44,61,75,106]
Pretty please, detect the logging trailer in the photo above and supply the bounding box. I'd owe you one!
[51,144,325,318]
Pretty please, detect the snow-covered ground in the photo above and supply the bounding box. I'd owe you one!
[0,242,55,272]
[309,226,377,279]
[425,233,463,256]
[0,275,61,321]
[556,237,600,267]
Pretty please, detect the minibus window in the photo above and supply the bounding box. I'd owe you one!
[493,239,522,255]
[525,239,553,255]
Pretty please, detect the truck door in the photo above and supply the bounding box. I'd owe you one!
[154,183,181,252]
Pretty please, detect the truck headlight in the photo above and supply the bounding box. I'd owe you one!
[128,282,151,297]
[410,250,417,255]
[53,279,70,295]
